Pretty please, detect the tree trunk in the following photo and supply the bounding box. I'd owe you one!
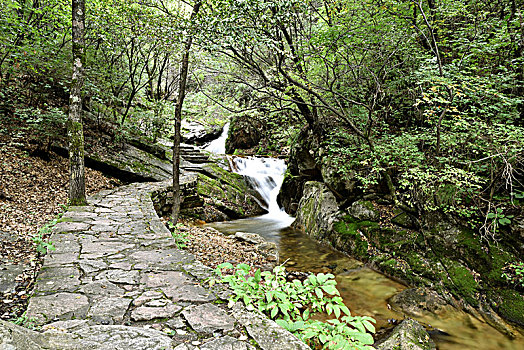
[67,0,86,206]
[67,0,87,205]
[172,1,202,225]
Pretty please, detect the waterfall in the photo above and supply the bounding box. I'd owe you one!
[203,122,293,225]
[229,156,291,221]
[204,122,230,154]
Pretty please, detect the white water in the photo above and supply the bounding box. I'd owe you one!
[229,156,295,225]
[204,122,230,154]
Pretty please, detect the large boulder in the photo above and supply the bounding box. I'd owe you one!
[225,115,264,154]
[181,120,223,146]
[277,128,322,215]
[152,158,267,222]
[292,181,340,241]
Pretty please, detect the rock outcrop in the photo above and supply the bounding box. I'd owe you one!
[225,115,264,154]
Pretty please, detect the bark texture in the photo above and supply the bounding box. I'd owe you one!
[172,2,202,224]
[68,0,86,206]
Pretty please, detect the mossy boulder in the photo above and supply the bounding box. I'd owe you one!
[188,162,267,222]
[225,114,264,154]
[347,200,380,221]
[292,181,340,241]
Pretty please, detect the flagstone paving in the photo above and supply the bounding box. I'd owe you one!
[12,179,309,350]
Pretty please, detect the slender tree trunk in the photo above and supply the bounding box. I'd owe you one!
[67,0,86,206]
[172,1,202,225]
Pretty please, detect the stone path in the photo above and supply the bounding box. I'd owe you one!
[7,180,309,350]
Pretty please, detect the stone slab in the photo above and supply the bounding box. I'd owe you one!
[182,303,235,335]
[26,293,89,324]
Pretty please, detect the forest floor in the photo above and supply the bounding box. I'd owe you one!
[0,132,121,320]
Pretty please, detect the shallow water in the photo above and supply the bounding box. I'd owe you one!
[209,217,524,349]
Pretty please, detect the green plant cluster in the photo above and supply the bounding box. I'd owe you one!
[213,263,376,350]
[166,221,189,249]
[502,262,524,289]
[32,215,60,255]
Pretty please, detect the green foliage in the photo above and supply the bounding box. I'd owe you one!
[167,221,189,249]
[213,263,375,349]
[11,313,38,330]
[33,213,62,255]
[502,262,524,288]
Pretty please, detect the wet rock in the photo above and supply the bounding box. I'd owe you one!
[389,288,448,317]
[374,318,436,350]
[182,303,235,334]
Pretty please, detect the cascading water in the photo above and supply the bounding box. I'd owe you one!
[204,122,230,154]
[229,156,294,223]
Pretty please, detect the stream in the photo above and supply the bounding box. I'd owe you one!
[204,126,523,349]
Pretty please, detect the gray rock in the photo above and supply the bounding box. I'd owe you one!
[79,281,125,297]
[79,260,109,274]
[0,264,24,294]
[201,336,255,350]
[87,297,132,324]
[231,303,309,350]
[348,200,380,222]
[131,303,182,321]
[71,325,176,350]
[133,290,164,306]
[95,269,140,285]
[52,222,91,233]
[374,319,436,350]
[81,240,134,257]
[234,232,266,245]
[292,181,341,241]
[26,293,90,324]
[49,233,81,253]
[35,267,81,293]
[0,320,86,350]
[140,271,191,288]
[182,303,236,334]
[389,288,448,317]
[44,253,79,266]
[167,284,216,303]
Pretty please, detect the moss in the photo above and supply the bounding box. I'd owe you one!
[56,217,74,223]
[333,220,372,258]
[492,289,524,326]
[446,262,479,306]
